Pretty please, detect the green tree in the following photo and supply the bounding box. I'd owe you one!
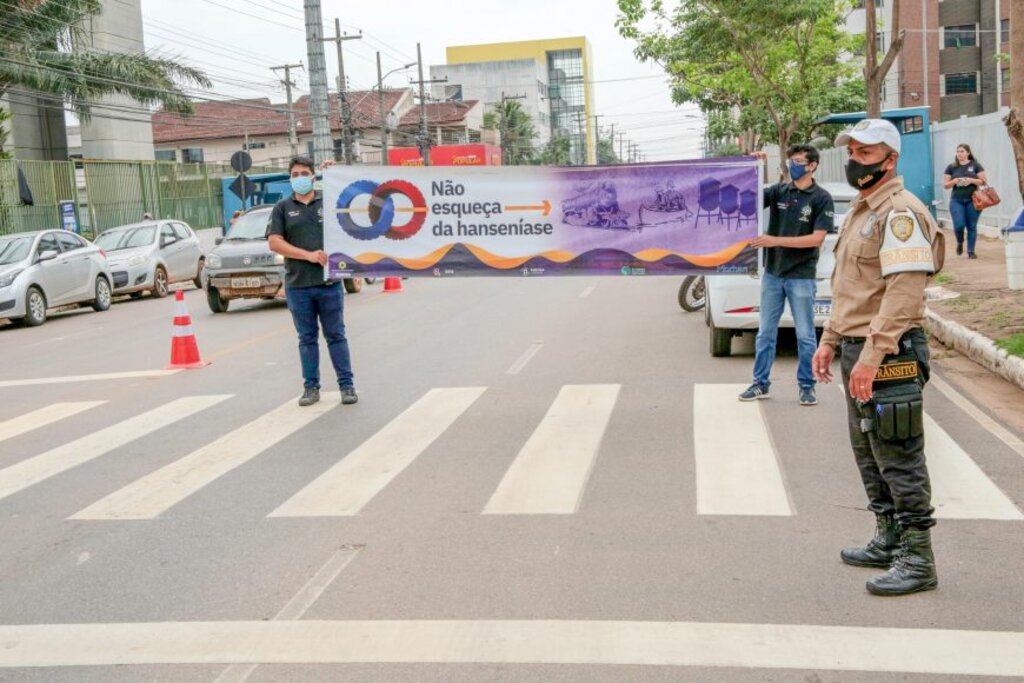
[534,134,572,166]
[489,99,536,165]
[0,0,209,156]
[596,136,619,164]
[617,0,862,177]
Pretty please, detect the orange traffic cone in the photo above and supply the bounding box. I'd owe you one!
[167,290,208,369]
[383,277,403,293]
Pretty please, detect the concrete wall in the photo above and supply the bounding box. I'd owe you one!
[78,0,154,160]
[2,89,69,160]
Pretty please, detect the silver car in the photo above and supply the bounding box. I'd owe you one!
[0,230,113,327]
[95,220,204,298]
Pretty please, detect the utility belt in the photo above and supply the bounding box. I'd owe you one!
[855,332,925,440]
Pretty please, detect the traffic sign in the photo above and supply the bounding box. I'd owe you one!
[230,151,253,173]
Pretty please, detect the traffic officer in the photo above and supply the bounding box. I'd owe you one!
[812,119,944,596]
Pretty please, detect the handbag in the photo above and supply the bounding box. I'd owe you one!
[972,184,1001,211]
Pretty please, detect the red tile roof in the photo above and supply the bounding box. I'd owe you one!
[397,101,479,127]
[152,90,409,144]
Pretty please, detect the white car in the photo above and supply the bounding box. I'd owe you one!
[705,182,856,357]
[94,220,204,298]
[0,230,113,327]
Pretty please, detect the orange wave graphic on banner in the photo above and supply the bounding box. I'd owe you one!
[349,241,751,270]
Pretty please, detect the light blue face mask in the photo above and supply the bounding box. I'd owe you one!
[788,160,808,182]
[290,175,314,195]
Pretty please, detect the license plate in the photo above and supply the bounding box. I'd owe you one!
[231,277,263,289]
[813,300,832,317]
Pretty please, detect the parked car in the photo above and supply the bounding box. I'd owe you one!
[705,182,856,357]
[202,205,364,314]
[0,229,113,327]
[94,219,204,298]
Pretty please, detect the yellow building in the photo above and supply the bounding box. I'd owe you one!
[446,37,595,164]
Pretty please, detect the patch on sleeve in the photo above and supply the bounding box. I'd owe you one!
[879,210,934,276]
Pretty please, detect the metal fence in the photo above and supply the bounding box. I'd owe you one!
[1,159,284,238]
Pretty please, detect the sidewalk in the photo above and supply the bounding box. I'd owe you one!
[925,228,1024,391]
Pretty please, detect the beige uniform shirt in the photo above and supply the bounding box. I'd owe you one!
[820,177,937,368]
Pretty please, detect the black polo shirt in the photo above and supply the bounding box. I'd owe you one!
[762,181,835,279]
[267,193,326,288]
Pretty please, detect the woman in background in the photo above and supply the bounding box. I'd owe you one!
[943,144,988,259]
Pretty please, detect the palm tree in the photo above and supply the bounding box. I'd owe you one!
[488,100,536,166]
[0,0,210,155]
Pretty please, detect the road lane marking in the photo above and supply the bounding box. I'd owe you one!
[0,370,181,388]
[0,402,106,444]
[484,384,619,515]
[693,384,793,516]
[0,396,231,504]
[0,620,1021,676]
[930,374,1024,461]
[70,394,339,520]
[505,341,544,375]
[269,387,486,517]
[925,414,1024,520]
[215,545,363,683]
[579,285,596,298]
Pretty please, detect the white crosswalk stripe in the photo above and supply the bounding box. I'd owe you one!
[0,401,106,444]
[484,384,620,515]
[925,414,1024,520]
[0,396,232,504]
[70,394,340,521]
[692,384,793,516]
[269,387,486,518]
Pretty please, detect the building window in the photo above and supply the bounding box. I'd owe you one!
[1003,19,1010,44]
[181,148,204,163]
[468,130,481,143]
[155,150,176,162]
[243,142,266,150]
[876,32,886,53]
[900,116,924,134]
[943,72,978,95]
[943,24,977,49]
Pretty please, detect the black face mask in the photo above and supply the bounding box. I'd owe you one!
[845,157,890,190]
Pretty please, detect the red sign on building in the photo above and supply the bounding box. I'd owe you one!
[387,144,502,167]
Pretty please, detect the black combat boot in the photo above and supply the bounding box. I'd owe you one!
[866,527,938,596]
[840,514,900,568]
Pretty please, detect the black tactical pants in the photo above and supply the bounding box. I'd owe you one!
[840,328,936,529]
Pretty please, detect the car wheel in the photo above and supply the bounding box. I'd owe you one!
[193,257,205,289]
[91,276,112,311]
[152,266,169,298]
[24,286,47,326]
[207,286,229,313]
[343,277,362,294]
[709,320,733,357]
[363,277,377,285]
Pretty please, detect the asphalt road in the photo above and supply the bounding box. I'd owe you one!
[0,277,1021,682]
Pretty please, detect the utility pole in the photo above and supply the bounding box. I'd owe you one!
[618,132,625,163]
[592,114,603,164]
[573,110,586,165]
[325,19,361,165]
[271,62,304,158]
[409,42,446,166]
[608,123,615,163]
[302,0,333,165]
[498,91,526,165]
[377,52,388,166]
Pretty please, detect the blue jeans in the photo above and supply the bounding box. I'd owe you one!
[285,282,354,390]
[752,272,817,389]
[949,196,980,255]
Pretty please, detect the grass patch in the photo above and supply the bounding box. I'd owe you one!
[990,312,1014,327]
[941,295,976,312]
[933,272,955,285]
[996,334,1024,358]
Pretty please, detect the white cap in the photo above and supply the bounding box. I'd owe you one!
[834,118,901,154]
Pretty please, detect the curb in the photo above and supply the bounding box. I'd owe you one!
[924,308,1024,393]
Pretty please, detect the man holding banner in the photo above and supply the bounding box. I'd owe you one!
[740,145,835,406]
[268,156,358,408]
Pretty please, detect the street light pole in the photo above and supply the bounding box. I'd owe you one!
[377,55,417,166]
[325,19,362,165]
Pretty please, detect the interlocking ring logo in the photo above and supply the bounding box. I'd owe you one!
[336,179,427,241]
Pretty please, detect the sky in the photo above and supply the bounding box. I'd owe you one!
[138,0,706,161]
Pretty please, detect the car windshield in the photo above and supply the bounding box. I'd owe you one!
[0,236,33,265]
[226,210,272,240]
[833,199,851,216]
[95,226,157,250]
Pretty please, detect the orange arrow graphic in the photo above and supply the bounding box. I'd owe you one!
[504,199,552,217]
